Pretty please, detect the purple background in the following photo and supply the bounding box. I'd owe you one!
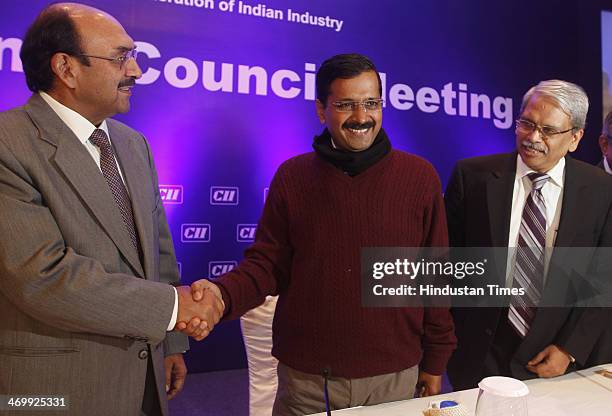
[0,0,610,372]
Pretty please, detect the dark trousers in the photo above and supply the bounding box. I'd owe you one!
[141,355,162,416]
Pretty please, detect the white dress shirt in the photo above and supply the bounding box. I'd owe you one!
[40,92,179,331]
[505,155,565,286]
[603,157,612,175]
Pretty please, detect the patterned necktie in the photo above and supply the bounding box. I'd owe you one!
[89,129,139,251]
[508,172,550,337]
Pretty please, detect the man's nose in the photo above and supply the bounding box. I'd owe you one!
[125,57,142,79]
[525,127,544,142]
[351,105,369,122]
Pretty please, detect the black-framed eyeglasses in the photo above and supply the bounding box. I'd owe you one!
[331,99,384,113]
[76,49,138,69]
[515,118,574,139]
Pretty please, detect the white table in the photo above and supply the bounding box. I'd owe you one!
[311,364,612,415]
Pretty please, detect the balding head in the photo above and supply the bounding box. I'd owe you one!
[20,2,129,93]
[50,2,124,40]
[48,2,119,21]
[21,3,141,124]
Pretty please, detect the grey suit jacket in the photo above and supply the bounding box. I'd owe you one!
[0,94,188,416]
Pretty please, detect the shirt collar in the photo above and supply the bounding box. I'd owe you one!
[604,157,612,175]
[516,154,565,188]
[330,136,338,149]
[39,91,109,144]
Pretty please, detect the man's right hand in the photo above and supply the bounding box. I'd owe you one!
[174,284,224,341]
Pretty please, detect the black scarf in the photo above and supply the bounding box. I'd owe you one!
[312,128,392,176]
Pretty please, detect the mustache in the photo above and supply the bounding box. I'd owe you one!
[118,78,136,89]
[343,121,375,130]
[521,140,548,154]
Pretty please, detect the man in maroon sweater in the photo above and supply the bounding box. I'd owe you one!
[183,54,456,414]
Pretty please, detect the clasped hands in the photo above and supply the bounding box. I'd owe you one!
[174,279,225,341]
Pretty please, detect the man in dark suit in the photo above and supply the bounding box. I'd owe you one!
[0,3,223,415]
[597,110,612,174]
[445,80,612,390]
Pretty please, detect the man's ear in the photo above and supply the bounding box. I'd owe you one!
[599,135,609,155]
[568,128,584,152]
[315,99,326,124]
[50,52,79,89]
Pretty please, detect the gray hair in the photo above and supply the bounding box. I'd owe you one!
[519,80,589,129]
[603,111,612,137]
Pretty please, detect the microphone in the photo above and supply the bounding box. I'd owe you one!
[322,367,332,415]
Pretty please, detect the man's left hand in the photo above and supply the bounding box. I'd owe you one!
[526,344,571,378]
[416,370,442,397]
[165,353,187,400]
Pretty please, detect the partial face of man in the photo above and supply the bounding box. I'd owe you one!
[71,10,142,124]
[516,93,583,172]
[316,70,382,152]
[599,134,612,166]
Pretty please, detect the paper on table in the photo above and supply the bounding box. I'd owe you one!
[579,364,612,392]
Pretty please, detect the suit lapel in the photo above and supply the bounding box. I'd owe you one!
[554,156,587,247]
[486,153,516,247]
[109,123,154,280]
[25,95,144,277]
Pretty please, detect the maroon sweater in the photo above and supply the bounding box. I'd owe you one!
[216,150,456,378]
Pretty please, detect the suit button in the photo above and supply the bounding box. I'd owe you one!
[138,348,149,360]
[485,328,493,336]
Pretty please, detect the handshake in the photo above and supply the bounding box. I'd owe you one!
[173,279,225,341]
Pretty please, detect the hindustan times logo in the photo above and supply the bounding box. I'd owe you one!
[210,186,239,205]
[237,224,257,242]
[209,261,238,278]
[160,185,183,204]
[181,223,211,242]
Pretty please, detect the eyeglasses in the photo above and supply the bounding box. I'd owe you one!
[515,118,574,139]
[331,99,384,113]
[76,49,138,69]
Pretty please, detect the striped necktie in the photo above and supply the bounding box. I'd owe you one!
[90,129,139,251]
[508,172,550,337]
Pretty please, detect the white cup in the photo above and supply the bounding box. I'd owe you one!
[475,376,529,416]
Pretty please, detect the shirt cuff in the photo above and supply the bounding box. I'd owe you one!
[166,287,179,331]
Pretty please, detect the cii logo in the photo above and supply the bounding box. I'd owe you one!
[209,261,237,278]
[210,186,239,205]
[181,224,211,243]
[159,185,183,204]
[237,224,257,242]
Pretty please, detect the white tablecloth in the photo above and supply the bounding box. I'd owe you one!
[310,364,612,415]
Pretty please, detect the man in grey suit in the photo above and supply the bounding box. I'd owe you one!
[0,3,223,415]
